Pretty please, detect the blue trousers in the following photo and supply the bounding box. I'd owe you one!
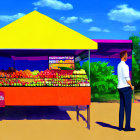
[118,86,132,129]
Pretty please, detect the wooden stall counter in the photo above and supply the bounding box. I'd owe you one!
[0,87,91,106]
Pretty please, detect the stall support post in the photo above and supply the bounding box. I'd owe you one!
[76,105,79,121]
[88,50,90,83]
[87,105,90,129]
[87,50,91,130]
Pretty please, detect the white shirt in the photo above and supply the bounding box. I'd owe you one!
[117,61,130,89]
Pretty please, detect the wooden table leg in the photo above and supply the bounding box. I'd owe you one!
[76,105,79,121]
[87,105,90,129]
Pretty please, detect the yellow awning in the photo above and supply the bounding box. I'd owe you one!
[0,11,98,50]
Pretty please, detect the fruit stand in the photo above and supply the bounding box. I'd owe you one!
[0,50,92,128]
[0,11,98,129]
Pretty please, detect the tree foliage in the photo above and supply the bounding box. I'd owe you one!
[132,55,140,89]
[129,34,140,64]
[75,62,82,70]
[82,61,119,101]
[129,34,140,89]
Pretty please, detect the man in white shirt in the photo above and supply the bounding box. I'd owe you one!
[117,51,135,131]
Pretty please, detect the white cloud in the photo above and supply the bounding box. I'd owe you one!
[33,0,73,10]
[60,16,78,23]
[103,29,110,32]
[88,26,110,32]
[108,4,140,23]
[0,13,25,22]
[60,16,93,24]
[80,17,93,23]
[123,25,136,31]
[88,27,101,32]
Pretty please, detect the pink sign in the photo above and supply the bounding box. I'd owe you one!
[0,91,5,107]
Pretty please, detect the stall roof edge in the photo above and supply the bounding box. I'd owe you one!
[92,39,132,43]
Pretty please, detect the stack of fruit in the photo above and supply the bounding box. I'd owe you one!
[0,69,90,87]
[0,78,29,86]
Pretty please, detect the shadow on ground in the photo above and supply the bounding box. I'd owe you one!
[0,106,87,121]
[137,99,140,102]
[96,122,119,130]
[0,106,72,120]
[59,106,87,123]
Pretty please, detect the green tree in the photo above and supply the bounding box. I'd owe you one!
[82,61,119,101]
[129,34,140,89]
[132,55,140,89]
[75,62,82,70]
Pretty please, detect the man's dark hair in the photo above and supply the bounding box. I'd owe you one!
[120,51,127,58]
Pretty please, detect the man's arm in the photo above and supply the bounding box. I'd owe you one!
[126,80,134,90]
[122,65,134,90]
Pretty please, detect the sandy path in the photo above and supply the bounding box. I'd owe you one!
[0,103,139,140]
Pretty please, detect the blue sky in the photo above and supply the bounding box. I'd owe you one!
[0,0,140,39]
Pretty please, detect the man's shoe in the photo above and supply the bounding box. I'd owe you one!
[124,128,136,131]
[118,128,123,131]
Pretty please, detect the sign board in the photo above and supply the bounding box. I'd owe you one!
[49,56,74,70]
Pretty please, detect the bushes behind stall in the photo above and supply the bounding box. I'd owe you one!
[78,61,119,102]
[129,34,140,90]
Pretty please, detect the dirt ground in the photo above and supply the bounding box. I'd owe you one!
[0,103,139,140]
